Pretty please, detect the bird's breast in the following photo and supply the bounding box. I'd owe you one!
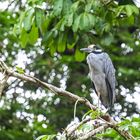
[87,54,104,73]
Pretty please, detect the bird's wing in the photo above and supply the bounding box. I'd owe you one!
[102,53,116,103]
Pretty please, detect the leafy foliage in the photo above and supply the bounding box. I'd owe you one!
[0,0,140,139]
[97,117,140,139]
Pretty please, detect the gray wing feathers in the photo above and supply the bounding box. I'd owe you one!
[102,53,116,103]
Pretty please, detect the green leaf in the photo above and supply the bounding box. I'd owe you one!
[116,6,124,17]
[19,12,26,28]
[125,5,139,16]
[13,24,20,37]
[82,110,93,120]
[125,5,134,16]
[90,109,101,119]
[101,33,114,46]
[57,32,67,52]
[36,134,56,140]
[49,40,56,56]
[55,18,65,31]
[72,15,81,32]
[62,0,72,15]
[132,117,140,122]
[43,31,53,43]
[46,135,56,140]
[75,48,85,62]
[35,7,44,29]
[79,13,89,30]
[85,2,93,12]
[20,29,28,48]
[16,66,25,74]
[28,23,38,45]
[125,15,134,25]
[28,0,39,4]
[131,5,139,15]
[71,1,80,12]
[79,13,95,31]
[67,33,79,49]
[73,13,96,32]
[64,13,73,27]
[41,15,54,35]
[23,8,34,31]
[101,23,110,32]
[116,5,139,17]
[87,13,96,28]
[53,0,63,16]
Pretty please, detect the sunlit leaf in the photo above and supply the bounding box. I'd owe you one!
[49,40,56,56]
[75,48,85,61]
[20,29,28,48]
[23,8,34,31]
[28,23,38,45]
[72,15,81,32]
[125,5,139,16]
[16,66,25,74]
[57,32,67,52]
[71,1,80,12]
[36,134,56,140]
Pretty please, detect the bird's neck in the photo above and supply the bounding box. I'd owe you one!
[92,50,103,54]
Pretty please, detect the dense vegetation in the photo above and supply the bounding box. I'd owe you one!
[0,0,140,139]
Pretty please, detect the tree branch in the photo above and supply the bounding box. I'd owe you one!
[66,118,91,137]
[79,124,109,140]
[0,60,96,110]
[0,60,135,140]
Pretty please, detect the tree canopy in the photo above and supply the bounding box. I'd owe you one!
[0,0,140,139]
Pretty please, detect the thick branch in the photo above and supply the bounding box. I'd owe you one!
[0,60,135,140]
[0,73,9,96]
[0,60,96,110]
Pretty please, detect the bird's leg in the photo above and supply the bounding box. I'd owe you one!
[97,91,100,110]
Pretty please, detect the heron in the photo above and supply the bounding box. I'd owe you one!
[80,44,116,109]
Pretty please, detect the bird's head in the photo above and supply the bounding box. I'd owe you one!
[80,44,101,53]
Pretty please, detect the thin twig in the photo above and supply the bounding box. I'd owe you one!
[5,0,15,11]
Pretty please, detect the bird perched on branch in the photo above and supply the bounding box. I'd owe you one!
[80,44,116,109]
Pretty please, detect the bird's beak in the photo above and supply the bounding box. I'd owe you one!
[80,48,91,52]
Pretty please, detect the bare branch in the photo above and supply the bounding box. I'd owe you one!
[0,72,9,96]
[5,0,15,11]
[0,60,96,110]
[66,118,91,137]
[79,124,109,140]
